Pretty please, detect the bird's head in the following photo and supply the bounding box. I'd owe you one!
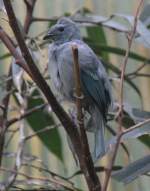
[43,17,81,44]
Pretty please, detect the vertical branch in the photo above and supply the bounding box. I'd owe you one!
[118,0,144,131]
[72,45,84,133]
[0,67,12,167]
[102,1,144,191]
[72,45,101,191]
[4,102,27,191]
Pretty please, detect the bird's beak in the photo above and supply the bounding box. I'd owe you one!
[43,33,55,40]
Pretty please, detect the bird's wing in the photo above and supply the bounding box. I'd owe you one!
[81,69,110,121]
[76,41,111,119]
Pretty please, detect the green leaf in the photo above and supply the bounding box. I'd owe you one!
[26,88,63,161]
[112,155,150,184]
[86,26,109,60]
[139,135,150,148]
[0,53,11,60]
[123,106,150,148]
[84,39,150,64]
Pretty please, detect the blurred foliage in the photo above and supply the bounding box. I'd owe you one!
[0,1,150,190]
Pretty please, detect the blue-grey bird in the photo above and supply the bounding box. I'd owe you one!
[43,17,112,161]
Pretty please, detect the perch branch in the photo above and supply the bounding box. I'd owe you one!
[72,45,101,190]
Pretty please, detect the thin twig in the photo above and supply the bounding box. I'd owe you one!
[31,16,128,33]
[106,125,130,158]
[24,124,61,141]
[127,73,150,79]
[68,166,122,180]
[0,67,12,167]
[0,167,77,191]
[6,103,47,127]
[122,117,150,135]
[102,1,144,191]
[118,0,144,131]
[126,63,146,77]
[22,163,72,183]
[4,96,28,191]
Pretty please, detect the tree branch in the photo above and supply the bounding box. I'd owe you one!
[24,0,37,33]
[0,27,32,76]
[102,1,144,190]
[72,45,101,190]
[0,67,12,167]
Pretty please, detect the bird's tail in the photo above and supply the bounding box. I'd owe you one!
[87,106,106,162]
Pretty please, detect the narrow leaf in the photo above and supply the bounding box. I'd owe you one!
[84,39,150,64]
[112,155,150,184]
[114,13,150,48]
[26,88,63,161]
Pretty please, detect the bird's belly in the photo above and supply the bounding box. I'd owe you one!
[59,65,75,100]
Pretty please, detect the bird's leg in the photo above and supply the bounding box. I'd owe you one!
[68,106,78,127]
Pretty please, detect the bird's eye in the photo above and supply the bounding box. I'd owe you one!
[58,27,64,32]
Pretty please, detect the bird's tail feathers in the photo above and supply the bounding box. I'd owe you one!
[89,106,106,162]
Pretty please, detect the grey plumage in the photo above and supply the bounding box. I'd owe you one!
[44,17,112,161]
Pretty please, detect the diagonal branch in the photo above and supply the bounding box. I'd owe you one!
[6,103,47,127]
[102,1,144,191]
[0,27,32,76]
